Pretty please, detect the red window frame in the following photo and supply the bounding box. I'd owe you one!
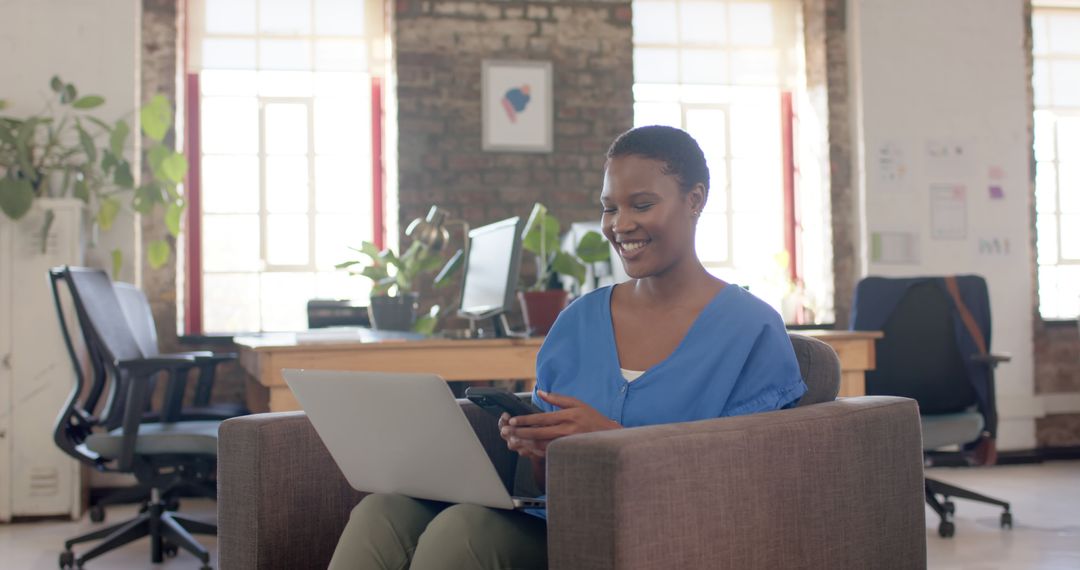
[182,76,386,335]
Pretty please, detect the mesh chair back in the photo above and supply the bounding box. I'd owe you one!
[48,267,112,467]
[863,281,977,414]
[114,282,161,357]
[64,268,146,363]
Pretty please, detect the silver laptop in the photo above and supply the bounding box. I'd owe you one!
[284,369,544,510]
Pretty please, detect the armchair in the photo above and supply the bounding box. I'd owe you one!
[218,335,926,569]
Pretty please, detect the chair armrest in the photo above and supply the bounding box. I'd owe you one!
[545,396,926,570]
[115,355,196,376]
[971,353,1011,365]
[218,412,365,570]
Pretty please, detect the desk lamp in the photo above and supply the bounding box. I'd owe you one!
[405,206,469,332]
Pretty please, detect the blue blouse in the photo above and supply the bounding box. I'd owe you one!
[531,284,807,424]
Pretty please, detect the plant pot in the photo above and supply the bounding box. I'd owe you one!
[517,290,569,336]
[369,293,420,331]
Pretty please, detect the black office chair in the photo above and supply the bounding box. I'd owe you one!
[852,275,1012,538]
[114,281,246,422]
[50,266,218,569]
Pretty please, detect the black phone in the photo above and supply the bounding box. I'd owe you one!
[464,387,543,419]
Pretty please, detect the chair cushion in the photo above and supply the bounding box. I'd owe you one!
[85,421,219,458]
[920,411,984,450]
[789,334,841,406]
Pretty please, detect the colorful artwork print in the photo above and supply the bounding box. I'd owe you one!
[482,60,552,153]
[502,85,532,123]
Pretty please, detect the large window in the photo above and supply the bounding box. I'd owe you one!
[189,0,382,332]
[632,0,800,313]
[1033,7,1080,320]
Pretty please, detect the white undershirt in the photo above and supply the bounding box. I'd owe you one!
[620,368,646,382]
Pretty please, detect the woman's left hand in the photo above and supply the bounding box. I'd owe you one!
[505,390,621,441]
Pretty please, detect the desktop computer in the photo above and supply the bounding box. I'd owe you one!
[454,216,527,338]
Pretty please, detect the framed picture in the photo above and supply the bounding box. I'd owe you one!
[482,60,553,153]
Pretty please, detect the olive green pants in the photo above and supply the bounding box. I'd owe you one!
[327,493,548,570]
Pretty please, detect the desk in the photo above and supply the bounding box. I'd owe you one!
[235,329,883,413]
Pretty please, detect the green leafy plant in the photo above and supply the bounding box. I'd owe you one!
[521,202,610,291]
[336,240,461,334]
[0,76,187,275]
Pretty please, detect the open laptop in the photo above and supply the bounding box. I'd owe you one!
[283,369,545,510]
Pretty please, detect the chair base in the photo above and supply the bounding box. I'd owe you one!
[60,493,216,569]
[925,477,1012,538]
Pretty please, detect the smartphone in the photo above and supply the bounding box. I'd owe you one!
[465,387,543,419]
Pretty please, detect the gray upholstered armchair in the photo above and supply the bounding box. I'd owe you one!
[218,335,927,569]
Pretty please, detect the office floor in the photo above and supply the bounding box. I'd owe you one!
[0,461,1076,569]
[923,460,1080,570]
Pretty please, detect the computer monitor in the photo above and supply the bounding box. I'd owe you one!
[457,216,525,331]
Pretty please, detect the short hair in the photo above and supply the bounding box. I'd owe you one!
[606,125,710,194]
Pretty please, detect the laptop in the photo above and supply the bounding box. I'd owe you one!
[283,369,545,510]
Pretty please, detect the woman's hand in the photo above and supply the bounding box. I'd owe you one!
[499,413,549,460]
[504,390,621,444]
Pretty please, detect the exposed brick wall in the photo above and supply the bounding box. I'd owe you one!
[141,0,181,354]
[802,0,855,328]
[1035,324,1080,394]
[393,0,634,308]
[1037,413,1080,447]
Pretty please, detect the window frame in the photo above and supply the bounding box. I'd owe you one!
[1032,5,1080,320]
[184,0,386,335]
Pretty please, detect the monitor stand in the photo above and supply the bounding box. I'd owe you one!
[443,313,528,339]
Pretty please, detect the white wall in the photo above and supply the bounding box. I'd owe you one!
[850,0,1037,449]
[0,0,139,282]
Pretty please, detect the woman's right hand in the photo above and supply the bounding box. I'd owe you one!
[499,413,548,460]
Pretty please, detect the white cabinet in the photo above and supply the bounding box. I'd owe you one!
[0,199,85,522]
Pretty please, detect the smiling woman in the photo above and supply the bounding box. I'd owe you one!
[325,126,808,570]
[601,125,710,281]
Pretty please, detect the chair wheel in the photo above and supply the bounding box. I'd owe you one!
[943,500,955,515]
[59,550,77,569]
[166,498,181,511]
[89,504,105,523]
[938,521,955,538]
[1001,512,1013,529]
[163,541,179,558]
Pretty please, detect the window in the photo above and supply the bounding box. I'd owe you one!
[632,0,800,313]
[1033,7,1080,320]
[188,0,383,332]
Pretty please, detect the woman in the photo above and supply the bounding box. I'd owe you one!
[328,125,807,569]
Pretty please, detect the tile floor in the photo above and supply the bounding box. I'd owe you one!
[0,461,1077,569]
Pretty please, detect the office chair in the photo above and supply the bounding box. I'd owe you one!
[114,281,246,423]
[852,275,1012,538]
[50,266,218,569]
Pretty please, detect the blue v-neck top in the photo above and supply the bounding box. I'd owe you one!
[532,284,807,426]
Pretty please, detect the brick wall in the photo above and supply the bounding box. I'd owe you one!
[141,0,181,354]
[393,0,634,305]
[802,0,856,328]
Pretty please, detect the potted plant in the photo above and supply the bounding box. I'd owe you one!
[336,239,460,334]
[0,76,187,275]
[518,202,610,335]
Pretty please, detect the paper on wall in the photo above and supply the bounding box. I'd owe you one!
[930,184,967,240]
[924,138,973,180]
[874,141,908,191]
[870,231,919,264]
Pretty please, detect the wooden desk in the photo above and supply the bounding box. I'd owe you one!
[791,330,884,397]
[235,329,882,413]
